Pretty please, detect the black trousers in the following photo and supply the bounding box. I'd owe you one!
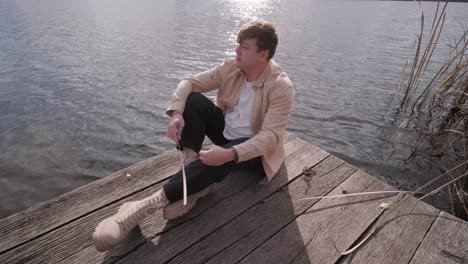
[162,92,265,203]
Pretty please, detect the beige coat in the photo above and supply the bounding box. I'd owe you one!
[167,58,295,181]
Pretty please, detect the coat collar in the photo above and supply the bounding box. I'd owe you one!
[237,60,273,88]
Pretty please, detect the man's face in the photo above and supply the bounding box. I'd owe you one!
[235,38,268,70]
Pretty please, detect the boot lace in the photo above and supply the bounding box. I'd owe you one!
[117,193,168,230]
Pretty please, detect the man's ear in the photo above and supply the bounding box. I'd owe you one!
[261,50,269,61]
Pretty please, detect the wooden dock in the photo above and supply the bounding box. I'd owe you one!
[1,133,467,264]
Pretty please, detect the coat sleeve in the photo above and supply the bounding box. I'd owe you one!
[166,60,227,116]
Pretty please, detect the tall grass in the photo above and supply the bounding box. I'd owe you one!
[391,1,467,219]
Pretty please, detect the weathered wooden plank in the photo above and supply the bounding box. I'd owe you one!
[0,181,167,264]
[110,138,330,264]
[0,134,298,257]
[167,155,357,264]
[4,131,466,264]
[59,138,322,264]
[0,149,180,254]
[410,211,468,264]
[338,197,439,264]
[2,161,268,264]
[57,170,264,264]
[0,136,307,264]
[241,170,397,264]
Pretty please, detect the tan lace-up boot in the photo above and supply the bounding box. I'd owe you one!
[92,190,168,252]
[163,184,215,220]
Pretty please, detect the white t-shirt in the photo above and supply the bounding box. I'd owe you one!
[223,81,255,140]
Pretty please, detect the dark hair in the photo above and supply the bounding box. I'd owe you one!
[237,21,278,60]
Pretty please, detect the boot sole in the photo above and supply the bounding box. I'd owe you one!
[163,184,215,220]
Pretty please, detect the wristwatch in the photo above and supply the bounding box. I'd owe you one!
[231,147,239,162]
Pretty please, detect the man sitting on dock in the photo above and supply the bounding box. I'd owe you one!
[92,20,295,252]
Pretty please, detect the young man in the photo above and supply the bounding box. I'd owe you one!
[92,20,294,252]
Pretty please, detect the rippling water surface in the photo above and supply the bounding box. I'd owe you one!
[1,0,467,218]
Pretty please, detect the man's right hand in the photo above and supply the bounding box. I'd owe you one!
[167,112,185,144]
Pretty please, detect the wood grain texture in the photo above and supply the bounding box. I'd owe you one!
[18,137,316,264]
[167,156,356,264]
[267,170,397,264]
[0,149,180,254]
[114,138,329,264]
[3,132,466,264]
[0,133,296,254]
[0,134,298,262]
[410,211,468,264]
[339,197,439,264]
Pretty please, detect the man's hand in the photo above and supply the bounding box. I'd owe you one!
[167,112,185,144]
[199,145,234,166]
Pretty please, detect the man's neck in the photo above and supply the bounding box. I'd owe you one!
[244,61,269,82]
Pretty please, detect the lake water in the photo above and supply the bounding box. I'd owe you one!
[1,0,467,218]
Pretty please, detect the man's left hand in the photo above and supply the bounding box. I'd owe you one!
[199,145,234,166]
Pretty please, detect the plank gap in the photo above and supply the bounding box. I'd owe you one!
[406,209,439,264]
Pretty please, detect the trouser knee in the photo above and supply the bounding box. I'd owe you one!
[184,92,206,112]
